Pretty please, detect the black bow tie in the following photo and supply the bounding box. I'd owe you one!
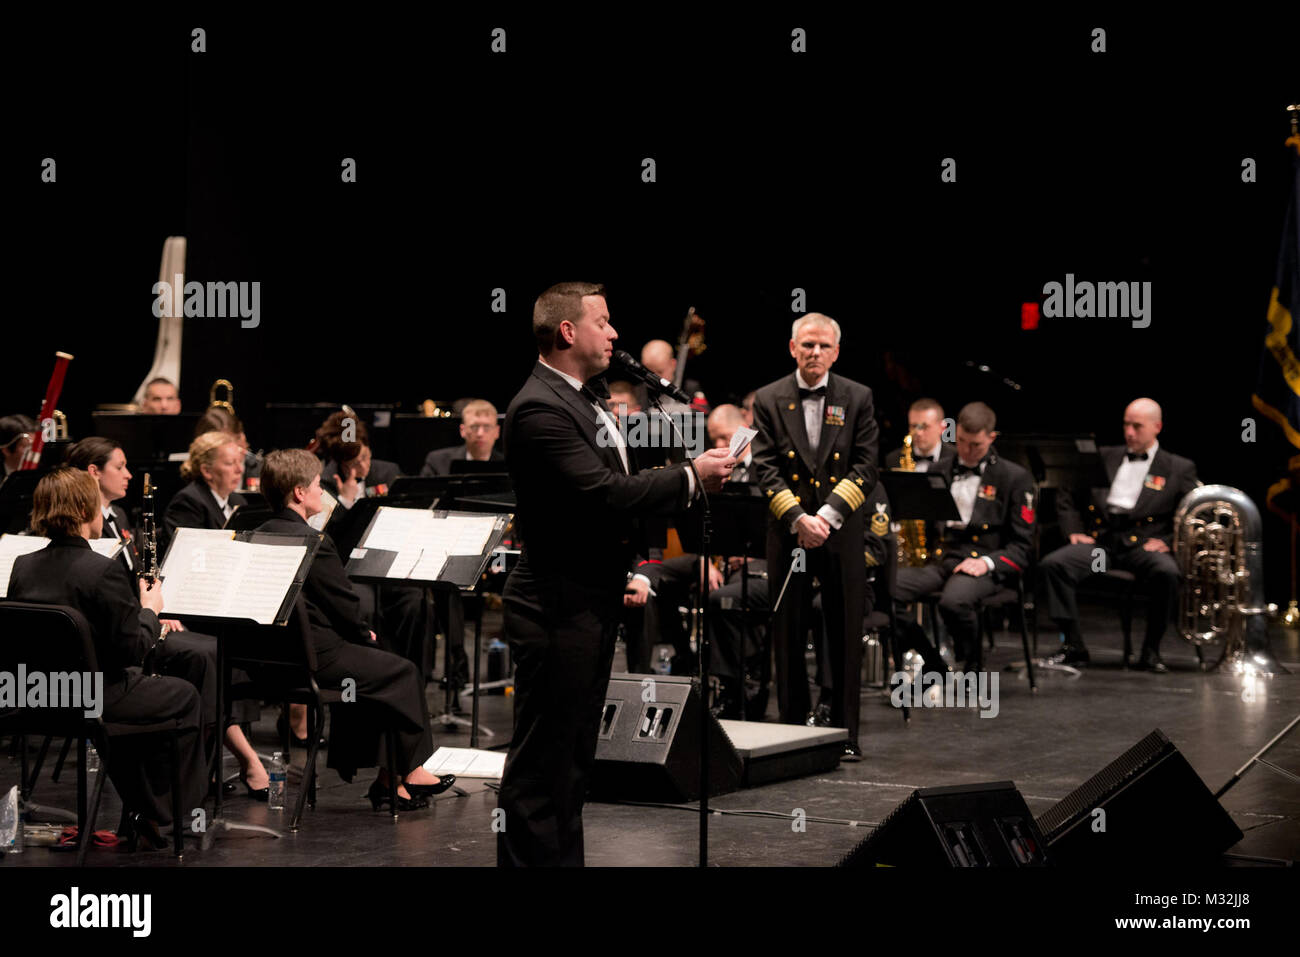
[581,377,610,403]
[953,462,982,478]
[797,386,827,400]
[1125,450,1149,462]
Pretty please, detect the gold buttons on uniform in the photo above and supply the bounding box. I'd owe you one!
[791,474,799,482]
[1088,505,1095,511]
[787,450,795,459]
[971,551,979,558]
[829,476,837,483]
[971,535,979,542]
[1146,516,1153,523]
[788,403,796,411]
[814,480,821,488]
[766,489,774,497]
[982,524,989,530]
[1129,535,1138,543]
[795,496,801,503]
[833,452,840,461]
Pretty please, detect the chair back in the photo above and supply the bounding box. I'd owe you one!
[0,601,101,734]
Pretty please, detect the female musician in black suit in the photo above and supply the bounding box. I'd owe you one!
[66,436,270,798]
[159,431,247,557]
[256,448,454,809]
[7,468,208,838]
[195,407,262,488]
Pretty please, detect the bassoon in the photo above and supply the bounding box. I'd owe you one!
[20,351,74,469]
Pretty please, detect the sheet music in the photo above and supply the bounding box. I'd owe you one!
[160,528,305,624]
[422,747,506,778]
[729,426,758,459]
[0,534,50,598]
[357,509,497,581]
[88,538,123,559]
[307,487,338,531]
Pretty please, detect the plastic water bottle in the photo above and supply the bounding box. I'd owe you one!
[85,740,100,773]
[267,752,287,810]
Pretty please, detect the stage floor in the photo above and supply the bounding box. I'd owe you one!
[5,610,1299,867]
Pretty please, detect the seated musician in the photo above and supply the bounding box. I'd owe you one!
[1040,398,1198,672]
[159,431,246,557]
[7,468,208,843]
[66,435,271,797]
[316,412,400,507]
[1,414,35,483]
[639,339,707,413]
[257,449,455,809]
[891,403,1035,671]
[884,398,956,471]
[419,399,503,475]
[141,377,181,415]
[195,406,262,488]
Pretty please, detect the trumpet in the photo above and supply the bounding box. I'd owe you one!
[209,378,235,415]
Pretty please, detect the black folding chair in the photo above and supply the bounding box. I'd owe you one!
[0,601,193,862]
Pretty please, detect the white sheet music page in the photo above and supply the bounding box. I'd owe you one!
[88,538,123,560]
[160,528,304,624]
[0,534,50,598]
[423,747,506,778]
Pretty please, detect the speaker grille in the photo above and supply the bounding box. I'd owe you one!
[1036,728,1171,839]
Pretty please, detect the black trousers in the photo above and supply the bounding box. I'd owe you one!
[895,561,1003,666]
[101,668,208,827]
[157,631,258,726]
[497,596,619,867]
[314,642,434,781]
[768,537,866,741]
[645,556,698,670]
[1039,541,1180,652]
[709,573,770,683]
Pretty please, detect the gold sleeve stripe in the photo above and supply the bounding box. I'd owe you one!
[830,481,864,512]
[770,490,799,520]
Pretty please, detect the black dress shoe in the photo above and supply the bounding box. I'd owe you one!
[241,774,269,801]
[120,813,167,851]
[1044,645,1090,666]
[404,774,457,797]
[366,780,430,811]
[1133,652,1169,673]
[841,743,863,762]
[806,703,832,727]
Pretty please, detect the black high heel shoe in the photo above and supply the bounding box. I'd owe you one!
[120,812,167,851]
[241,772,269,802]
[404,774,457,797]
[366,779,429,811]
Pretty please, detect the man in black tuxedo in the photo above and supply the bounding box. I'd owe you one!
[750,313,879,757]
[892,403,1035,671]
[1040,398,1199,672]
[883,397,956,472]
[497,281,736,867]
[419,400,504,475]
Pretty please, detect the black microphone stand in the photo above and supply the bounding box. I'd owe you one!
[649,393,712,867]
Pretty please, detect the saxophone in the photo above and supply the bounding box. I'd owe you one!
[894,434,930,567]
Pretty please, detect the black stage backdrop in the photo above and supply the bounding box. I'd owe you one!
[7,12,1299,590]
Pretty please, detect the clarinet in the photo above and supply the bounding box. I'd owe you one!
[140,473,165,673]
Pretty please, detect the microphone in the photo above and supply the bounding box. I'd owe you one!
[611,350,693,404]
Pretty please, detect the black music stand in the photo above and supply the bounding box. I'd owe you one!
[346,508,512,745]
[880,471,961,659]
[223,494,274,532]
[160,529,320,850]
[90,412,201,463]
[0,471,41,534]
[677,486,768,721]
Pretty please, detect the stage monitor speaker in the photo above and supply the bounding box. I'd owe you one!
[591,673,743,803]
[1035,728,1243,865]
[838,781,1050,867]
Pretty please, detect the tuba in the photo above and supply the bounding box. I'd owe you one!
[893,434,930,567]
[1173,485,1282,674]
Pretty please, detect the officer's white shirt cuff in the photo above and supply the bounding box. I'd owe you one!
[685,468,697,500]
[817,504,843,530]
[631,572,656,596]
[981,556,996,573]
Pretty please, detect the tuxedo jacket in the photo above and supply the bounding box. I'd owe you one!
[321,457,402,496]
[1056,445,1199,548]
[503,360,694,615]
[932,451,1036,580]
[257,508,365,666]
[419,444,504,477]
[9,535,161,680]
[884,442,957,472]
[750,371,879,553]
[159,481,246,559]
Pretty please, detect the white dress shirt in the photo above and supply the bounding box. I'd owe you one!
[948,459,996,573]
[913,443,942,472]
[788,371,849,533]
[541,360,631,474]
[1107,440,1158,511]
[209,487,234,521]
[102,505,133,570]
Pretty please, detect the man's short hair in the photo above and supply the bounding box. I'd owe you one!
[145,377,177,393]
[533,282,606,355]
[791,312,842,345]
[708,404,745,429]
[261,449,323,510]
[31,468,100,537]
[909,397,944,419]
[460,399,498,423]
[957,402,997,435]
